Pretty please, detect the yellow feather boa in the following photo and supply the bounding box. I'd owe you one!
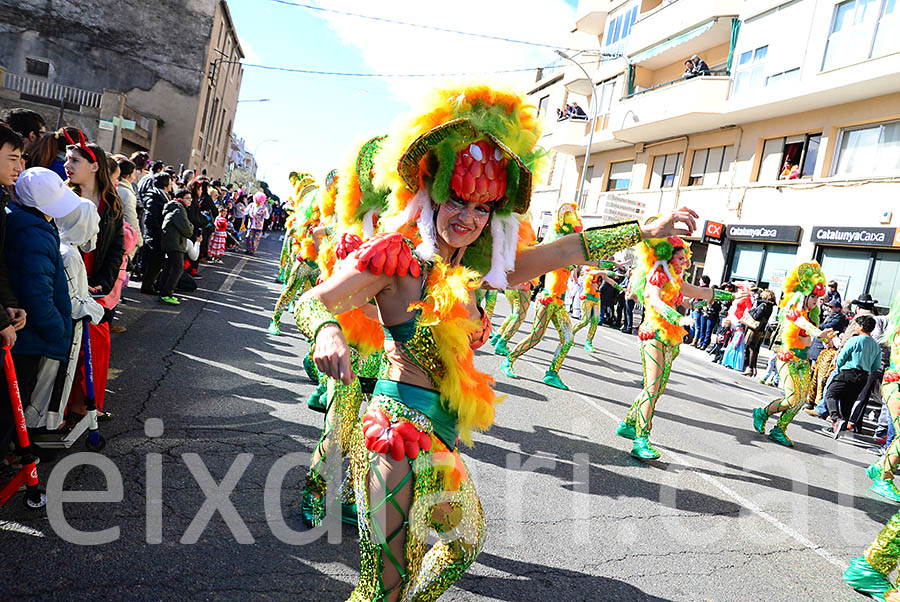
[408,259,499,446]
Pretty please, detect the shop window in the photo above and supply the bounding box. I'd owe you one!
[731,46,768,95]
[688,145,734,186]
[606,160,632,191]
[833,119,900,176]
[819,247,872,302]
[823,0,898,71]
[868,251,900,309]
[760,133,821,180]
[731,243,765,281]
[538,95,550,117]
[649,153,681,189]
[729,242,800,289]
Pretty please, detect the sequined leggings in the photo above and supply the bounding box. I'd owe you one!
[623,338,680,437]
[497,290,529,343]
[572,299,600,344]
[348,397,485,602]
[864,511,900,580]
[877,381,900,480]
[304,350,385,525]
[245,228,263,254]
[272,261,318,327]
[506,302,573,373]
[279,232,293,273]
[762,357,812,435]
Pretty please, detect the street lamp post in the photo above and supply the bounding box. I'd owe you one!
[237,98,271,103]
[555,50,600,210]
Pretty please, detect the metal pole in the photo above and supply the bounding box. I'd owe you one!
[556,50,600,210]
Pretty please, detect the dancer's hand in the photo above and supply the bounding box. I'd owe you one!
[818,328,835,342]
[679,316,695,328]
[641,207,698,239]
[313,324,354,385]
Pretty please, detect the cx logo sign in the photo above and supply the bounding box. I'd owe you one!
[703,220,725,246]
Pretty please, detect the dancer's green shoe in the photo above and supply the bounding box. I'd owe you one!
[542,370,568,390]
[584,341,596,353]
[276,269,286,283]
[267,320,281,336]
[768,425,793,447]
[301,474,325,527]
[752,408,768,434]
[494,339,511,356]
[867,464,900,502]
[303,354,319,384]
[844,556,892,602]
[501,358,517,379]
[307,383,327,413]
[616,421,636,440]
[341,502,359,527]
[868,462,882,481]
[488,333,501,347]
[631,436,660,459]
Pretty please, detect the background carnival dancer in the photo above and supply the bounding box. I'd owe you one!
[490,283,531,356]
[277,172,317,283]
[752,261,834,447]
[244,191,271,255]
[866,290,900,502]
[500,202,582,391]
[294,83,697,602]
[615,224,739,460]
[844,510,900,601]
[300,138,389,528]
[267,176,328,336]
[572,262,620,353]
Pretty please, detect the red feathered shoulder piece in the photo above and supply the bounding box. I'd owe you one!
[648,268,669,288]
[354,233,421,278]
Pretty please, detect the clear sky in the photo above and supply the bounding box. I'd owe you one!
[227,0,578,201]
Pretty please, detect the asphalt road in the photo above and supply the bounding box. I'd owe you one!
[1,236,892,601]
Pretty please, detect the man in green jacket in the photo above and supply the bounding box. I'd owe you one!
[826,314,882,437]
[158,189,196,305]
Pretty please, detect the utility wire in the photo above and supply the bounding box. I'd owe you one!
[240,62,561,77]
[265,0,578,51]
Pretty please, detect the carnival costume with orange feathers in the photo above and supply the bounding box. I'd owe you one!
[616,218,736,459]
[294,84,651,601]
[500,202,582,390]
[572,263,620,353]
[752,261,832,447]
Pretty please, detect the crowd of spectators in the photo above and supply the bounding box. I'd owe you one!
[0,107,286,470]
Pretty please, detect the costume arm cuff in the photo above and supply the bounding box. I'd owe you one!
[713,289,734,302]
[295,296,341,342]
[579,221,642,262]
[662,306,684,326]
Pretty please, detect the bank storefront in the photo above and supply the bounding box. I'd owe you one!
[723,224,802,293]
[812,225,900,311]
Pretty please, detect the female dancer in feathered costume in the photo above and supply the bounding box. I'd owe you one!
[301,137,390,527]
[616,222,738,459]
[845,291,900,601]
[500,202,583,390]
[490,284,531,356]
[267,176,330,336]
[295,83,696,601]
[751,261,834,447]
[278,172,317,283]
[572,262,620,353]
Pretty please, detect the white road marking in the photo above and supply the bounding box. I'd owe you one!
[219,257,248,293]
[0,520,45,538]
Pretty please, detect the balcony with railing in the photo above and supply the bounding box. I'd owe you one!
[613,72,732,140]
[1,70,101,109]
[548,111,629,155]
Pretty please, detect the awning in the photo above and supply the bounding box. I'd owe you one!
[629,19,716,64]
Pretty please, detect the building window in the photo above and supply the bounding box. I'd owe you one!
[25,58,51,77]
[649,153,681,189]
[603,5,638,55]
[729,242,799,291]
[731,46,768,95]
[688,146,734,186]
[606,160,633,191]
[832,119,900,176]
[759,133,821,180]
[537,95,550,117]
[823,0,899,71]
[765,68,800,87]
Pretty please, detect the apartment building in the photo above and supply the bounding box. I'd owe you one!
[529,0,900,308]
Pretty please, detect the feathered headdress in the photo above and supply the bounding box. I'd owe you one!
[374,83,548,288]
[631,216,691,302]
[779,261,826,323]
[336,135,391,239]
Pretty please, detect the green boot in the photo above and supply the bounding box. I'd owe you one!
[752,408,768,434]
[867,462,882,482]
[301,473,325,527]
[867,463,900,502]
[266,320,281,336]
[542,370,569,390]
[501,358,517,379]
[616,421,636,440]
[307,382,327,413]
[768,425,793,447]
[303,355,319,384]
[584,341,596,353]
[844,556,892,602]
[276,269,286,284]
[341,502,359,527]
[631,436,660,459]
[494,339,511,357]
[488,333,501,347]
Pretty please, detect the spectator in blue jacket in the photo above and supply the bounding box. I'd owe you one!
[6,167,79,407]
